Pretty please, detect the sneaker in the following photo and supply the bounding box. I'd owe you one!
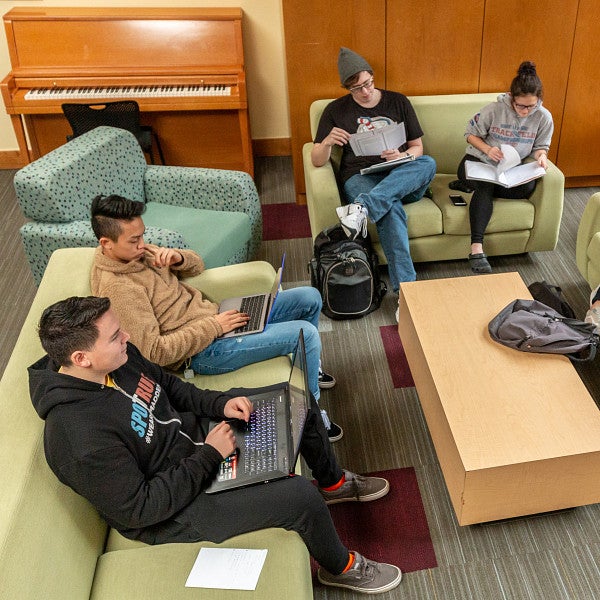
[321,409,344,442]
[336,203,368,239]
[395,306,399,323]
[318,369,336,389]
[319,470,389,504]
[318,552,402,594]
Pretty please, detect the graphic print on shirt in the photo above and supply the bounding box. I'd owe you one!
[471,113,536,148]
[357,115,395,132]
[129,372,161,443]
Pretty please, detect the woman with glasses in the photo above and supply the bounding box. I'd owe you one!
[451,61,554,274]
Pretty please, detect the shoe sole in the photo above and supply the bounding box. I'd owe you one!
[318,380,336,390]
[324,478,390,504]
[317,567,402,594]
[328,430,344,443]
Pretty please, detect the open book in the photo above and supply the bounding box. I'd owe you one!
[465,144,546,188]
[359,152,414,175]
[349,122,406,157]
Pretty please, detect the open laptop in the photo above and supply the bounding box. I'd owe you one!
[205,329,310,494]
[218,253,285,338]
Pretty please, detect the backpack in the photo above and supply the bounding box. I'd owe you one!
[308,223,387,320]
[488,299,599,362]
[527,280,576,319]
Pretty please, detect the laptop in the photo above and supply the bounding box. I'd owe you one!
[205,329,310,494]
[218,253,285,338]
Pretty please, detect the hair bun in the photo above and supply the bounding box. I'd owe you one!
[518,61,537,77]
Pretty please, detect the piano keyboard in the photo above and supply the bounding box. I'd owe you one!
[25,84,232,101]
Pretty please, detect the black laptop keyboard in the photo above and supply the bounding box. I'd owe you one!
[243,396,279,474]
[237,294,266,333]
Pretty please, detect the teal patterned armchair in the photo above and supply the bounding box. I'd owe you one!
[14,126,262,284]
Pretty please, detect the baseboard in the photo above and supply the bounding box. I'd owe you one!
[565,176,600,188]
[252,137,291,157]
[0,150,27,170]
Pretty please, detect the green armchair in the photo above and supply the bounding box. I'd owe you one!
[13,126,262,284]
[577,191,600,289]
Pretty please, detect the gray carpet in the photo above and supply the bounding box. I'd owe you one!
[3,159,600,599]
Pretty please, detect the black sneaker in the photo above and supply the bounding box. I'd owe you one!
[449,179,475,193]
[318,552,402,594]
[327,421,344,443]
[318,369,336,389]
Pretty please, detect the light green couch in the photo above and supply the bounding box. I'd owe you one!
[0,247,312,600]
[14,126,262,285]
[303,93,565,265]
[576,191,600,290]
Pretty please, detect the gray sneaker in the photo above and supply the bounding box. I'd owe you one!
[318,552,402,594]
[319,470,389,505]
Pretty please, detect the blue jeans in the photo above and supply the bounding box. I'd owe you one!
[344,156,436,291]
[190,286,323,400]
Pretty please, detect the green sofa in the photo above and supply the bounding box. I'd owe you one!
[14,126,262,285]
[576,191,600,290]
[303,93,565,266]
[0,248,312,600]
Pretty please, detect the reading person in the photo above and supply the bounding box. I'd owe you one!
[451,61,554,274]
[89,194,342,441]
[29,296,402,595]
[311,47,436,297]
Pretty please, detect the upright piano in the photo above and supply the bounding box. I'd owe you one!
[1,7,254,175]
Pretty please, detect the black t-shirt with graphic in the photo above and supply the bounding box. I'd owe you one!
[314,89,424,183]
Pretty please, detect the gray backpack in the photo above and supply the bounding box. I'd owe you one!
[488,299,599,362]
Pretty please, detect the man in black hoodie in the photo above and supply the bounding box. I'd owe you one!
[29,296,403,595]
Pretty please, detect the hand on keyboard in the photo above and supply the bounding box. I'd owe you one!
[205,420,237,459]
[215,310,250,334]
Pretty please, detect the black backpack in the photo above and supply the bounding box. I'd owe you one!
[488,299,599,362]
[527,280,576,319]
[308,223,387,320]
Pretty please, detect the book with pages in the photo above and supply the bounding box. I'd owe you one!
[349,122,406,157]
[465,144,546,188]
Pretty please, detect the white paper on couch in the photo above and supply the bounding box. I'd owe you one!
[465,144,546,188]
[349,122,406,157]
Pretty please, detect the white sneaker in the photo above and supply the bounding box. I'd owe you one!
[336,203,368,239]
[395,306,399,323]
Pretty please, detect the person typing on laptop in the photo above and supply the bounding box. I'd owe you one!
[89,194,342,441]
[29,296,403,595]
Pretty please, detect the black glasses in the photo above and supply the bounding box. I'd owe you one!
[348,77,374,94]
[513,101,538,111]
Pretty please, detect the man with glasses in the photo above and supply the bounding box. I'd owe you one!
[311,47,436,303]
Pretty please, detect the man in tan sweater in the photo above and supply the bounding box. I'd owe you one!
[90,194,342,441]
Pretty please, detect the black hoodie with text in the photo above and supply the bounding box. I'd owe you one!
[29,342,233,543]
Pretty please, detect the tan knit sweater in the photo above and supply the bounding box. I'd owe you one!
[91,246,222,370]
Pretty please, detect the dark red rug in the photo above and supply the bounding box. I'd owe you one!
[311,468,437,577]
[261,202,312,240]
[380,325,415,388]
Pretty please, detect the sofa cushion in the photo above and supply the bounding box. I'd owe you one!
[143,202,251,268]
[94,529,311,600]
[14,126,146,222]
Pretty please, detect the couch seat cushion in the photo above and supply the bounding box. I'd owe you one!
[365,198,443,240]
[95,529,312,600]
[144,202,251,268]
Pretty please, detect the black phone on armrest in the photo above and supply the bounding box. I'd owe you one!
[449,194,467,206]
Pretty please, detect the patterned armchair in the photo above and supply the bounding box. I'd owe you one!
[14,126,262,284]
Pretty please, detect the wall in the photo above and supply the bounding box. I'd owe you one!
[0,0,291,159]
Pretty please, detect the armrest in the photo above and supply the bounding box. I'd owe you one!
[303,142,343,239]
[182,261,276,303]
[143,165,262,258]
[523,160,565,252]
[577,192,600,284]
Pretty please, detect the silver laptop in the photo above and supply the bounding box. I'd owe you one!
[205,329,310,494]
[218,254,285,338]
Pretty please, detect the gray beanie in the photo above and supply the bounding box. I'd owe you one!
[338,47,372,86]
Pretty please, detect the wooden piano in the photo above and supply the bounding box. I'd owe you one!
[1,7,254,175]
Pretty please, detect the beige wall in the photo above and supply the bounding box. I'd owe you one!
[0,0,290,151]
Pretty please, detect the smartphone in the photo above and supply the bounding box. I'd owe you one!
[449,194,467,206]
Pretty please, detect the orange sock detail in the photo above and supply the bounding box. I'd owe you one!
[321,473,346,492]
[342,552,355,573]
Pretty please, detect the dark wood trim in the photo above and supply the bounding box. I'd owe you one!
[252,137,291,157]
[0,150,26,169]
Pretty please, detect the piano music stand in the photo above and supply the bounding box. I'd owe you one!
[62,101,166,164]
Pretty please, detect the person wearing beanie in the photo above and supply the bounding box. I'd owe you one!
[450,61,553,274]
[311,47,436,295]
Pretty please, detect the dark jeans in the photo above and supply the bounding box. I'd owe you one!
[144,393,350,575]
[457,155,537,245]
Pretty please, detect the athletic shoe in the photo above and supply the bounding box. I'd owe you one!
[336,203,368,239]
[318,369,336,389]
[320,409,344,442]
[319,470,389,504]
[318,552,402,594]
[395,306,399,323]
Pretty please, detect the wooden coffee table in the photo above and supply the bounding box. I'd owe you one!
[398,272,600,525]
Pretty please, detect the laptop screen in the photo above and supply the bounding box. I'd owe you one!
[266,252,286,324]
[288,329,309,458]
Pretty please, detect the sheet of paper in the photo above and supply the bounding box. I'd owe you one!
[497,144,521,173]
[185,547,268,590]
[349,122,406,156]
